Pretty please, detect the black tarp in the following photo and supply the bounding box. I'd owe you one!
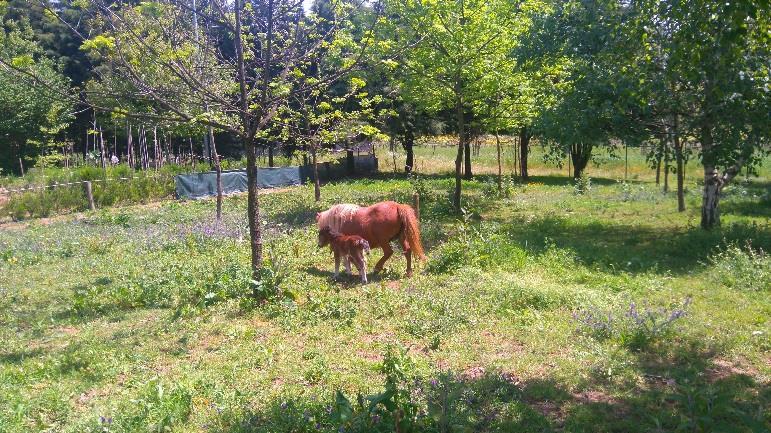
[175,167,306,199]
[175,156,377,200]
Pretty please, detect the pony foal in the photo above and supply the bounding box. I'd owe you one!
[318,227,371,283]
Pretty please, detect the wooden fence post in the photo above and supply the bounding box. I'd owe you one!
[84,181,96,211]
[413,192,420,221]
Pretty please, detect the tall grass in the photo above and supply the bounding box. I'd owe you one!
[1,164,186,220]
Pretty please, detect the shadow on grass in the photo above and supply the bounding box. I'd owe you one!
[303,266,402,285]
[209,342,768,433]
[722,200,771,219]
[717,180,771,219]
[500,215,771,275]
[357,171,623,186]
[0,347,46,365]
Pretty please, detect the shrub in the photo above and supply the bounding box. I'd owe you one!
[573,173,591,195]
[409,172,432,200]
[481,175,517,199]
[707,243,769,291]
[427,219,527,274]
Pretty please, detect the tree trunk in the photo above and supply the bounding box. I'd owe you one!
[153,127,159,171]
[203,131,211,163]
[571,143,592,179]
[700,124,721,229]
[701,166,722,229]
[519,127,530,181]
[403,128,414,173]
[312,144,321,202]
[655,150,661,186]
[188,137,195,169]
[454,95,464,212]
[127,124,134,169]
[235,0,263,276]
[346,149,355,175]
[495,131,502,193]
[268,144,274,167]
[512,135,519,177]
[245,138,263,272]
[99,127,106,170]
[663,136,670,193]
[463,132,472,180]
[673,115,685,212]
[210,127,223,222]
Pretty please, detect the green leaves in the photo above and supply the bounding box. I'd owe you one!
[9,54,33,69]
[332,391,353,423]
[0,9,73,173]
[80,35,116,54]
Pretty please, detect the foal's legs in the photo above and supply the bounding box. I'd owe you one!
[373,243,393,274]
[352,254,367,283]
[344,257,352,275]
[333,251,341,279]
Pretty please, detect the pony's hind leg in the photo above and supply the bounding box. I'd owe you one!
[401,237,413,277]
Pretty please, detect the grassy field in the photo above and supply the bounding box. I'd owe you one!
[1,143,769,433]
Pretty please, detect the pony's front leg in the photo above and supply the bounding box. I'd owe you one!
[344,256,352,275]
[352,254,367,283]
[373,243,393,274]
[360,255,368,283]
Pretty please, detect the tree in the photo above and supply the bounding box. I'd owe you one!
[385,0,532,211]
[634,0,770,228]
[282,74,381,202]
[51,0,380,279]
[0,6,73,174]
[531,0,647,180]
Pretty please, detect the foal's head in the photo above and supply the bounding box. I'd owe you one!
[318,227,333,248]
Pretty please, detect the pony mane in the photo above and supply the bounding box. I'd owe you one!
[317,204,360,232]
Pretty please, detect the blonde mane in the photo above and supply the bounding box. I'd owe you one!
[317,204,361,232]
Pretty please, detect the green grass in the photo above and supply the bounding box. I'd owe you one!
[0,144,769,433]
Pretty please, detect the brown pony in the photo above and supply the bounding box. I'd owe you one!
[316,201,425,277]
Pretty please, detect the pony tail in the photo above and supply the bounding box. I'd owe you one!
[397,204,425,260]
